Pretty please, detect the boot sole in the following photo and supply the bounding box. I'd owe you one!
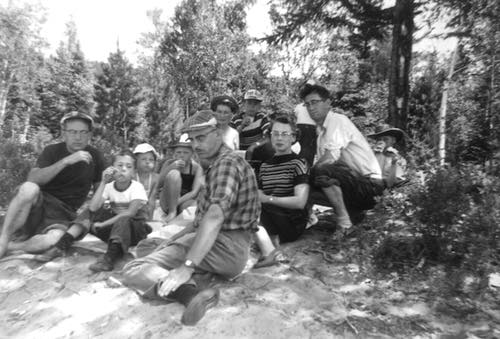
[181,288,220,326]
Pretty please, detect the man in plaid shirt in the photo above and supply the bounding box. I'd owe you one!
[122,110,260,326]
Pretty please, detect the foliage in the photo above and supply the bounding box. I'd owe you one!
[372,165,500,292]
[33,21,95,136]
[0,137,37,208]
[94,49,143,146]
[0,2,46,139]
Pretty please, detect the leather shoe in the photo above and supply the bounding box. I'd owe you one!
[181,288,220,326]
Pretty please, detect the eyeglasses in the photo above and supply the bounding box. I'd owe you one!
[64,129,90,136]
[271,131,294,138]
[304,99,325,108]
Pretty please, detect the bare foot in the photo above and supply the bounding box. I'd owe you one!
[161,213,177,224]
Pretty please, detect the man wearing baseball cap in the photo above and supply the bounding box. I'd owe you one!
[300,80,384,234]
[230,89,274,165]
[122,109,260,326]
[0,111,105,258]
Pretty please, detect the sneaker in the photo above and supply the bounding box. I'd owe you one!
[306,213,319,229]
[34,246,65,262]
[89,255,114,272]
[181,288,220,326]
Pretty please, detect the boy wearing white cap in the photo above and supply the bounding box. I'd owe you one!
[133,143,160,219]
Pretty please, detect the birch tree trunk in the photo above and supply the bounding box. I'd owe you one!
[438,42,460,167]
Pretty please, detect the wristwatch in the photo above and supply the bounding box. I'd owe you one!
[184,259,196,269]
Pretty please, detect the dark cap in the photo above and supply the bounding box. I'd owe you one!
[299,79,330,100]
[167,133,192,149]
[367,124,406,142]
[181,110,218,133]
[210,95,239,113]
[60,111,94,128]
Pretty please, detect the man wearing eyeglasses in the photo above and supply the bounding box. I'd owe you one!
[0,111,105,258]
[121,110,260,326]
[300,81,384,234]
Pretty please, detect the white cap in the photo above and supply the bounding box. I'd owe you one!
[133,143,159,159]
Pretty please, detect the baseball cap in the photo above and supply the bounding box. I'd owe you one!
[243,89,263,101]
[133,143,159,159]
[168,133,192,149]
[60,111,94,128]
[181,110,218,133]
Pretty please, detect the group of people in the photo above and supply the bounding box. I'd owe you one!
[0,81,407,325]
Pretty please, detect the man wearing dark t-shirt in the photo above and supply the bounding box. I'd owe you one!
[0,111,105,258]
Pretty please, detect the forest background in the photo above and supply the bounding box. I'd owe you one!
[1,0,500,334]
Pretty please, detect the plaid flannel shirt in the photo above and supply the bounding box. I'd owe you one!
[193,145,260,231]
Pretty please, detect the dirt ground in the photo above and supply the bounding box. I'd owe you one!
[1,210,499,339]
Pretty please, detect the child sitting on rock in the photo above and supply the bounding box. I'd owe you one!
[88,149,152,272]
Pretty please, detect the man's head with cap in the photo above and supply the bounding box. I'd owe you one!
[299,80,332,125]
[243,89,263,116]
[60,111,94,130]
[182,110,222,163]
[60,111,94,153]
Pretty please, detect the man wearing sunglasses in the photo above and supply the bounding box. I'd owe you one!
[300,81,384,235]
[0,111,105,258]
[122,110,260,326]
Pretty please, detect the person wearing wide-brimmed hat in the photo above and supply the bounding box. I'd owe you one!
[210,95,239,150]
[122,109,260,326]
[0,111,106,259]
[158,133,204,224]
[300,80,384,233]
[367,124,407,188]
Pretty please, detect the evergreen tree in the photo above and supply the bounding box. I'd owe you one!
[94,48,142,145]
[34,21,94,136]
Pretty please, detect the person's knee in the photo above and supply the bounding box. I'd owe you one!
[165,169,181,183]
[43,229,65,246]
[17,182,40,203]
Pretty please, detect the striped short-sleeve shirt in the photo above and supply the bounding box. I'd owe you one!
[193,145,260,231]
[258,153,310,198]
[230,111,270,150]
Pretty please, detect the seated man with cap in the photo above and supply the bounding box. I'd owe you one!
[230,89,274,166]
[368,124,408,188]
[300,81,384,232]
[0,111,105,258]
[121,109,260,326]
[158,134,204,223]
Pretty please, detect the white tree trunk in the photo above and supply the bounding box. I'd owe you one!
[438,41,459,167]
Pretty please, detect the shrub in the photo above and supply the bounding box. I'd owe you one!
[0,138,37,208]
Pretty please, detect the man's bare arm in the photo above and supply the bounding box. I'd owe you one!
[28,150,93,185]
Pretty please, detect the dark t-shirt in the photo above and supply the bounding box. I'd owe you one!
[37,142,105,211]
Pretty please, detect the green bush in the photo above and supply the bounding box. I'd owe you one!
[373,165,500,284]
[0,139,37,208]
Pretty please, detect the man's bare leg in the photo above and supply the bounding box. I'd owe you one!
[160,170,182,223]
[36,223,87,261]
[321,185,353,229]
[0,182,40,258]
[8,229,65,254]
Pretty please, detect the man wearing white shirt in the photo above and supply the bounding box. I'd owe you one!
[300,81,384,231]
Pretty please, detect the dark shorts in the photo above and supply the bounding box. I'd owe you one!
[75,207,152,252]
[260,204,308,243]
[310,162,384,212]
[16,191,77,240]
[297,124,317,167]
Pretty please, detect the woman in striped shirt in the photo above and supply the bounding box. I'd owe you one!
[254,113,310,268]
